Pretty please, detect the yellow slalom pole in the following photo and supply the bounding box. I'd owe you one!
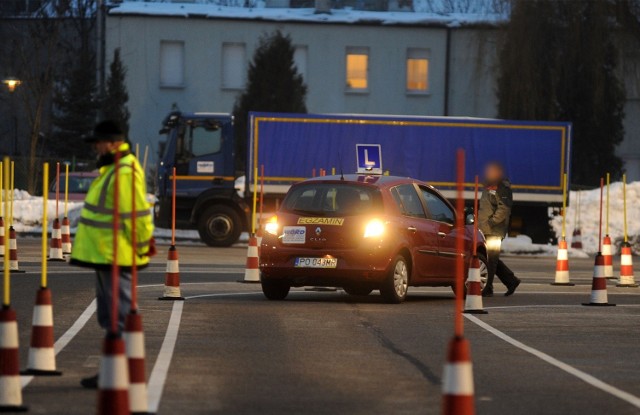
[64,163,69,218]
[3,158,10,306]
[251,167,258,235]
[605,173,610,236]
[142,145,149,174]
[623,173,628,243]
[9,161,14,226]
[331,167,336,175]
[561,173,567,240]
[42,163,49,288]
[135,143,140,158]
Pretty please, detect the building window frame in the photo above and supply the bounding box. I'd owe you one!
[406,48,430,95]
[159,40,185,89]
[221,42,246,91]
[345,46,369,94]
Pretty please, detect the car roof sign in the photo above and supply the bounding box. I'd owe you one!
[356,144,383,175]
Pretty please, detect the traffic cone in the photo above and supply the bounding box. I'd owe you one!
[582,253,615,306]
[61,216,72,255]
[442,336,475,415]
[97,334,130,415]
[256,228,263,256]
[463,256,487,315]
[0,307,28,412]
[0,217,4,258]
[571,228,583,250]
[158,245,184,300]
[48,218,64,261]
[124,312,151,415]
[239,234,260,283]
[617,242,638,287]
[22,288,62,375]
[8,227,25,273]
[551,239,573,286]
[602,235,615,279]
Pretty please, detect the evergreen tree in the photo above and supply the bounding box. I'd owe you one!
[497,0,625,186]
[103,48,131,135]
[233,30,307,170]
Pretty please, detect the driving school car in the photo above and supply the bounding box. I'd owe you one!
[259,175,486,303]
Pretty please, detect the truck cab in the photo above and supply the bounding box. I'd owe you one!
[155,111,249,246]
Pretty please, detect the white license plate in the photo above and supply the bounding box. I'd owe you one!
[294,257,338,268]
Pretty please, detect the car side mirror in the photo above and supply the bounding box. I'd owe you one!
[466,214,475,225]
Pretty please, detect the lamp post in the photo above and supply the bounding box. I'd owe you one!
[2,77,21,156]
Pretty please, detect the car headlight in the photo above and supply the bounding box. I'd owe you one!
[265,216,279,236]
[364,219,385,238]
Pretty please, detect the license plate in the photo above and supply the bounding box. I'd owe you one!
[294,257,338,268]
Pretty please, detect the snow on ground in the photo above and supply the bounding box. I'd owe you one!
[501,235,588,258]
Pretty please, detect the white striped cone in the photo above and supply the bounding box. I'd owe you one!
[241,235,260,283]
[617,243,638,287]
[571,228,583,250]
[0,307,27,412]
[8,227,24,273]
[463,256,487,314]
[442,336,475,415]
[159,245,184,300]
[48,218,64,261]
[98,335,130,415]
[23,288,62,375]
[583,253,615,306]
[602,235,615,279]
[124,312,149,414]
[551,239,574,286]
[61,216,72,255]
[0,217,4,258]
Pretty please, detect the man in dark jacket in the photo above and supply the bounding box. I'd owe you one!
[478,162,521,297]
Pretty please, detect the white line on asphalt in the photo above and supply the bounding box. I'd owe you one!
[147,301,184,413]
[465,314,640,410]
[185,292,263,300]
[482,304,640,310]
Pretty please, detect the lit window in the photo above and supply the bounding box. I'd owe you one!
[346,47,368,90]
[293,46,308,80]
[160,41,185,88]
[222,43,246,89]
[406,48,429,92]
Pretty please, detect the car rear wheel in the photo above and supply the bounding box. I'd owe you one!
[261,280,290,301]
[380,255,409,304]
[343,286,373,296]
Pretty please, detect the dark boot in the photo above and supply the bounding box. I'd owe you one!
[504,278,521,297]
[80,374,98,389]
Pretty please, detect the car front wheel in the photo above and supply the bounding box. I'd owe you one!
[380,255,409,304]
[261,280,290,301]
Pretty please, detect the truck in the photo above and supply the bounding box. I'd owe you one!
[155,111,572,246]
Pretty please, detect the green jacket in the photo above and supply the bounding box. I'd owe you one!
[478,179,512,239]
[71,143,154,269]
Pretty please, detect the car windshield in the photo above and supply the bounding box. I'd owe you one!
[282,183,382,217]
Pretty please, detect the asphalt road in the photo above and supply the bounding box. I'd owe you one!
[4,239,640,414]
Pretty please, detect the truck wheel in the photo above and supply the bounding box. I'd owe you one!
[261,280,290,301]
[197,205,242,247]
[380,255,409,304]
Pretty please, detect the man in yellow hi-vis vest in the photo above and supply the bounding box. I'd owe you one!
[70,120,156,389]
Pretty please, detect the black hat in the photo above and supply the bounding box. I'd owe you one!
[85,120,125,143]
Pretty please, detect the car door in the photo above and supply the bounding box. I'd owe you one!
[418,186,457,278]
[390,184,441,279]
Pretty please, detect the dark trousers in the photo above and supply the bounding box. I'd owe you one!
[485,236,518,291]
[95,269,132,334]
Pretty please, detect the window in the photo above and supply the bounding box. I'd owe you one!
[160,41,185,88]
[421,188,454,224]
[177,121,222,164]
[283,183,382,217]
[392,185,426,218]
[293,46,308,80]
[222,43,246,89]
[406,48,429,92]
[346,47,368,90]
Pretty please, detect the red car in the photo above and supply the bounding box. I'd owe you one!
[48,171,98,201]
[260,175,487,303]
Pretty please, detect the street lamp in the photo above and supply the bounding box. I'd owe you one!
[2,78,21,93]
[2,77,21,156]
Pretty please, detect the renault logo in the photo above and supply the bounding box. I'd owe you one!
[315,227,322,236]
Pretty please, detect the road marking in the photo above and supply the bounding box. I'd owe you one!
[465,314,640,409]
[185,292,263,300]
[483,304,640,310]
[147,301,184,413]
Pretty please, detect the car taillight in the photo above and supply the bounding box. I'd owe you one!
[363,219,385,238]
[265,215,279,236]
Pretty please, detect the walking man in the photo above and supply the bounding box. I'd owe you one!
[478,162,521,297]
[70,120,156,388]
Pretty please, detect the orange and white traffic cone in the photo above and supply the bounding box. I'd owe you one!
[442,336,475,415]
[124,312,150,415]
[602,235,615,279]
[256,228,263,257]
[582,253,615,307]
[0,307,28,412]
[617,242,638,288]
[22,288,62,375]
[97,334,130,415]
[240,234,260,283]
[61,216,72,256]
[0,217,4,258]
[159,245,184,300]
[551,239,573,286]
[571,228,583,250]
[48,218,64,261]
[8,226,24,273]
[463,256,487,315]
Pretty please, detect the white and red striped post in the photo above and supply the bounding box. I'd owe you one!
[160,168,184,300]
[48,218,64,261]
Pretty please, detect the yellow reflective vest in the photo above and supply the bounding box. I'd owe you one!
[71,143,154,268]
